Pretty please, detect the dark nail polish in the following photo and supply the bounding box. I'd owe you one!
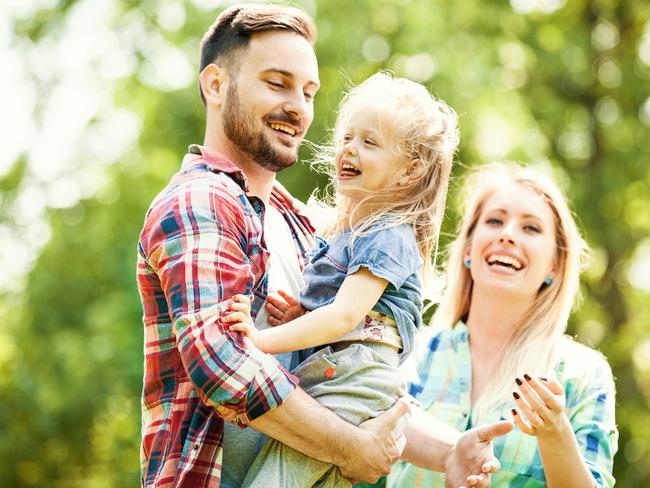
[539,376,548,381]
[513,391,520,399]
[511,408,517,416]
[515,377,523,385]
[524,373,532,382]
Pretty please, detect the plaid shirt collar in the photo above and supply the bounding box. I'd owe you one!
[185,144,308,220]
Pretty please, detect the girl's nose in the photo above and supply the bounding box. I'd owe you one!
[343,142,357,156]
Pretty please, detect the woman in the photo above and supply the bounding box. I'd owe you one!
[389,162,618,487]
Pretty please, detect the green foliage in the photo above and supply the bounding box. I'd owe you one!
[1,0,649,485]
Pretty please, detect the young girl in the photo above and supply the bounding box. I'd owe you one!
[389,162,618,487]
[223,72,459,487]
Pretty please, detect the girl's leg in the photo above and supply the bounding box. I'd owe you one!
[242,344,403,488]
[243,440,348,488]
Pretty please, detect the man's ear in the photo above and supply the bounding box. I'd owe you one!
[199,64,229,107]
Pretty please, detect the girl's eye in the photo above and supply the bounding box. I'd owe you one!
[486,218,502,225]
[364,139,377,146]
[267,80,283,88]
[342,134,353,143]
[524,225,541,233]
[304,91,315,101]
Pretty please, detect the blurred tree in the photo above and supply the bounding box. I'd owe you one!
[0,0,648,485]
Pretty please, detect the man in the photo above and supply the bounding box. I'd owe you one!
[136,4,511,487]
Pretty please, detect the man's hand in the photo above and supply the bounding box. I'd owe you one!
[338,397,411,483]
[265,290,307,326]
[445,420,513,488]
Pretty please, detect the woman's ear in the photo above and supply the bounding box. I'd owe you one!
[199,63,229,107]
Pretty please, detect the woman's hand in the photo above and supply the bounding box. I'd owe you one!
[223,294,259,345]
[511,375,571,440]
[265,290,306,326]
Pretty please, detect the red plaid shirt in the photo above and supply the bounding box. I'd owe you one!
[137,145,314,487]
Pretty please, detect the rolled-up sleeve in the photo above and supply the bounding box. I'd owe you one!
[142,177,298,424]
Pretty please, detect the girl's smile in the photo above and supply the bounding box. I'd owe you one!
[334,101,409,203]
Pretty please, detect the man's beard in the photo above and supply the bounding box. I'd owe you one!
[222,81,300,172]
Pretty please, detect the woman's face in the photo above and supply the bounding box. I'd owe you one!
[466,182,558,299]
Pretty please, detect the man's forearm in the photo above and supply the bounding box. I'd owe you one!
[248,387,359,466]
[401,406,460,471]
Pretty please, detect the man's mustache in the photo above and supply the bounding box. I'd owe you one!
[263,112,303,134]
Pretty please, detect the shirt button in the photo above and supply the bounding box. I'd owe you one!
[193,444,200,451]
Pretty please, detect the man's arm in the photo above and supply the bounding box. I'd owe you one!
[250,389,411,482]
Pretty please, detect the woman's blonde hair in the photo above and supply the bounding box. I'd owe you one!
[434,162,588,419]
[314,72,459,275]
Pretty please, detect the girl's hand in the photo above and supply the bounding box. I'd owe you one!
[223,294,259,345]
[265,290,306,326]
[511,375,570,440]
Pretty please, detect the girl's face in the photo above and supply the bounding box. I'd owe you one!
[465,182,558,298]
[334,102,409,205]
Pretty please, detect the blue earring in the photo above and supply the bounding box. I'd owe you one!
[545,276,553,286]
[464,259,471,269]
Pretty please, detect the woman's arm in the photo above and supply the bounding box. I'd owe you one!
[513,373,615,487]
[225,267,388,354]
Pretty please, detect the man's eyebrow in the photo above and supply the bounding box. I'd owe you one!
[260,68,320,88]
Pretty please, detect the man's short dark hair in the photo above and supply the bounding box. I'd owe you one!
[198,4,317,103]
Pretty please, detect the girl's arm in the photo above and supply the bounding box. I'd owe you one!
[512,375,611,488]
[226,267,388,354]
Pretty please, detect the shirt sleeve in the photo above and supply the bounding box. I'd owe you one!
[347,223,421,289]
[567,353,618,488]
[141,177,298,425]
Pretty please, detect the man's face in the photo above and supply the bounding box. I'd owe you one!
[222,30,320,172]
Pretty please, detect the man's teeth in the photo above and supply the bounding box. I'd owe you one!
[487,254,523,270]
[270,123,296,136]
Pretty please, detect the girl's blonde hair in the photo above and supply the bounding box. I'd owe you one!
[434,162,588,419]
[314,72,459,275]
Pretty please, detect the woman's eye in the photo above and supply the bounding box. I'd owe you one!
[342,134,353,143]
[364,139,377,146]
[525,225,541,233]
[267,80,283,88]
[486,218,502,225]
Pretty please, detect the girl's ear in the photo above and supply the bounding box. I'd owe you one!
[398,158,423,186]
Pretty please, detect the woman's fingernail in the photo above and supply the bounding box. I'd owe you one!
[511,408,518,416]
[524,373,532,382]
[513,392,520,399]
[539,376,548,381]
[515,377,523,386]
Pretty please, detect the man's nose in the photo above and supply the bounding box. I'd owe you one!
[282,91,309,122]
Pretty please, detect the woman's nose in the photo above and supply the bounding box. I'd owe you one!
[499,222,516,244]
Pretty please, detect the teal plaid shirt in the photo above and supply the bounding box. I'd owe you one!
[389,322,618,487]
